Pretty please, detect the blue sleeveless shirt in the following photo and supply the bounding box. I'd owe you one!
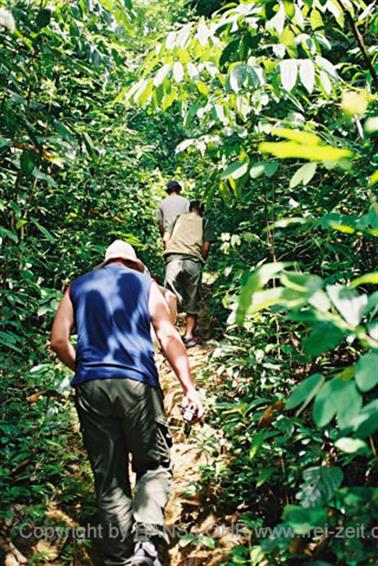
[69,263,159,388]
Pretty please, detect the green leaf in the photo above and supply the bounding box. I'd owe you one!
[250,161,279,179]
[367,203,378,229]
[286,373,325,410]
[341,90,368,117]
[33,222,56,243]
[220,160,249,180]
[336,381,362,429]
[236,263,288,323]
[299,59,315,93]
[319,70,332,96]
[350,272,378,287]
[355,352,378,392]
[303,322,344,357]
[256,467,275,487]
[0,8,16,31]
[219,39,240,69]
[229,64,248,92]
[367,319,378,341]
[313,378,362,430]
[138,80,153,106]
[249,164,266,179]
[20,150,35,176]
[179,534,196,548]
[161,88,177,110]
[0,330,22,352]
[334,438,368,454]
[267,2,286,34]
[327,285,368,327]
[32,168,57,187]
[272,128,321,145]
[298,466,343,507]
[266,217,309,230]
[259,141,352,161]
[154,63,171,87]
[289,162,317,188]
[347,400,378,438]
[313,377,348,427]
[283,505,327,535]
[264,161,279,176]
[365,117,378,135]
[200,535,216,549]
[310,9,324,30]
[0,226,18,243]
[36,9,51,29]
[249,431,278,460]
[173,62,184,83]
[82,131,98,156]
[0,136,9,148]
[280,59,297,92]
[281,272,322,293]
[197,18,209,45]
[196,81,208,96]
[246,287,287,313]
[364,291,378,318]
[320,213,356,234]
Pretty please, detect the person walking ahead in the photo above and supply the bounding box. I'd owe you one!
[156,180,189,238]
[163,201,215,347]
[50,240,204,566]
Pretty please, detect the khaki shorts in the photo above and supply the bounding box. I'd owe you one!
[164,256,202,315]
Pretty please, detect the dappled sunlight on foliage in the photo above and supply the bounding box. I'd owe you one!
[1,0,377,564]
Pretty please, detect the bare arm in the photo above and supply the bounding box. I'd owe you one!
[158,219,164,237]
[201,241,211,261]
[50,289,76,371]
[162,230,171,250]
[149,281,204,419]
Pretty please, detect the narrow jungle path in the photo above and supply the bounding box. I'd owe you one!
[157,338,236,566]
[156,306,244,566]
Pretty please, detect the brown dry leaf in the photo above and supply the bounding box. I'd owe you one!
[197,513,218,533]
[26,392,43,403]
[45,507,77,528]
[258,400,284,427]
[4,554,19,566]
[288,537,304,554]
[2,541,27,565]
[34,540,59,561]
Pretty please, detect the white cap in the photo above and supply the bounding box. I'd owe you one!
[96,240,145,272]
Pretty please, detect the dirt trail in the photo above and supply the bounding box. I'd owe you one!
[157,336,240,566]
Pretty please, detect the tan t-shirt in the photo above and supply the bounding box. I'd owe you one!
[163,212,213,262]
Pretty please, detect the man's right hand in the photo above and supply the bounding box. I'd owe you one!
[183,388,204,424]
[149,282,204,422]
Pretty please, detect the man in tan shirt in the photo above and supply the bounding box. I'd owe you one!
[163,201,215,347]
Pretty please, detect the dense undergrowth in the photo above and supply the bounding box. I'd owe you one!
[1,0,377,564]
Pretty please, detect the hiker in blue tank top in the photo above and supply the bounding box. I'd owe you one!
[51,240,204,566]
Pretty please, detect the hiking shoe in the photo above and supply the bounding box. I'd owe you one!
[127,541,162,566]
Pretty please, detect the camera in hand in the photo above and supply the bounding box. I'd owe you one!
[182,403,197,436]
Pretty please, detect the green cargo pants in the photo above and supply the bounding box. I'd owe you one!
[164,255,203,315]
[75,378,173,566]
